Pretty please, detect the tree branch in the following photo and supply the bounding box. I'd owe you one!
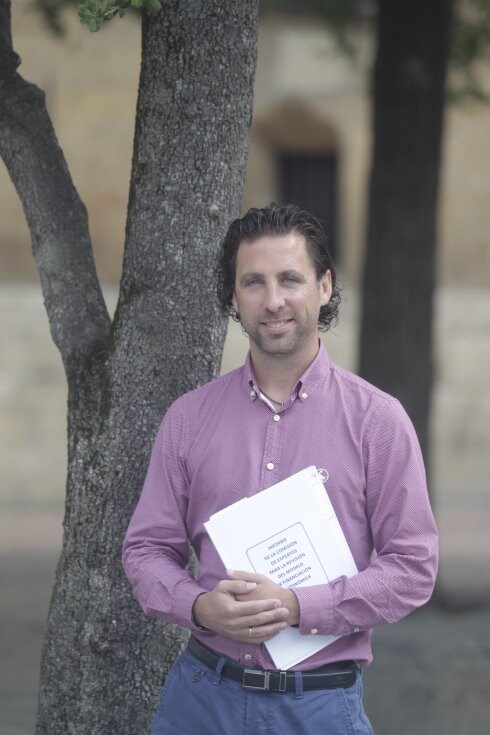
[0,1,111,377]
[0,0,19,78]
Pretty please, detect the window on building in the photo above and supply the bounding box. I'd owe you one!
[278,152,339,263]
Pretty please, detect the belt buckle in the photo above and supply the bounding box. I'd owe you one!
[242,668,270,691]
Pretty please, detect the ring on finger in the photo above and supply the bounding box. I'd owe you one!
[248,626,253,639]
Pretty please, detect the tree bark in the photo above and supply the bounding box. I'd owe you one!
[359,0,454,479]
[0,1,111,369]
[2,1,259,733]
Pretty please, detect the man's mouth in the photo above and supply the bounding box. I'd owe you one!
[261,318,293,331]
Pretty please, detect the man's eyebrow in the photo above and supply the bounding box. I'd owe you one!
[278,269,307,281]
[239,272,263,284]
[239,269,306,284]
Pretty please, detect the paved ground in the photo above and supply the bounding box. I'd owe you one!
[1,284,489,734]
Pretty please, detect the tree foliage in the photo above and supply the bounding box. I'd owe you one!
[32,0,152,34]
[78,0,161,32]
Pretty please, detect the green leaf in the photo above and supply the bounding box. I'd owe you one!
[78,0,161,32]
[78,7,92,22]
[143,0,161,11]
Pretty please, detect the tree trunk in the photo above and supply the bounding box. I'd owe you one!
[1,1,258,733]
[359,0,454,479]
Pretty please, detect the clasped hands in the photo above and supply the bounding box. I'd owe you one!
[192,570,300,645]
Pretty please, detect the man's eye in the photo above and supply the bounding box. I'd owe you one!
[283,275,300,283]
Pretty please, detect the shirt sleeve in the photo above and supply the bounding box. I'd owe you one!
[122,396,208,631]
[295,398,439,637]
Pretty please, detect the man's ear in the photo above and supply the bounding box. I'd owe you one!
[320,270,332,306]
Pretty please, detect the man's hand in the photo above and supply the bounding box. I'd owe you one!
[192,577,290,644]
[229,570,300,626]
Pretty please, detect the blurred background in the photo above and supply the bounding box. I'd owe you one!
[1,2,489,734]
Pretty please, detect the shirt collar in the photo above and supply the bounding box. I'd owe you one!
[243,341,331,404]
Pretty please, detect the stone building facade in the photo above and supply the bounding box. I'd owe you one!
[2,4,490,286]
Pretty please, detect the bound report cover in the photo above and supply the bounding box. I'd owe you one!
[204,466,358,669]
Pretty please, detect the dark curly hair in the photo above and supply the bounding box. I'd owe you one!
[216,203,340,332]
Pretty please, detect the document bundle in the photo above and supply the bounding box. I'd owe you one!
[204,466,358,669]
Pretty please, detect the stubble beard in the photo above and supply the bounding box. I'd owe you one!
[247,320,315,359]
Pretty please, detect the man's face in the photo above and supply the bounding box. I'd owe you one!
[231,232,332,361]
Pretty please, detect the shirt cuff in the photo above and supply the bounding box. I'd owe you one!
[294,583,335,636]
[172,578,209,630]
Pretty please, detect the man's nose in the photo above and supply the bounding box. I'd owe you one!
[263,282,285,312]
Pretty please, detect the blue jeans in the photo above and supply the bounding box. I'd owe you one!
[152,648,374,734]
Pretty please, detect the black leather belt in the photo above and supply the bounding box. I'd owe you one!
[187,636,357,693]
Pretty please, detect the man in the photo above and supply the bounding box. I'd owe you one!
[123,203,438,734]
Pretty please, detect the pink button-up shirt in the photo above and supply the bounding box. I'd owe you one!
[122,344,438,669]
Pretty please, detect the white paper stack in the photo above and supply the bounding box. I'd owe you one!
[204,466,358,669]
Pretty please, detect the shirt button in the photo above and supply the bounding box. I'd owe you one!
[244,654,252,661]
[250,390,256,398]
[266,462,275,470]
[310,628,318,635]
[273,414,280,422]
[301,392,308,400]
[353,627,360,633]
